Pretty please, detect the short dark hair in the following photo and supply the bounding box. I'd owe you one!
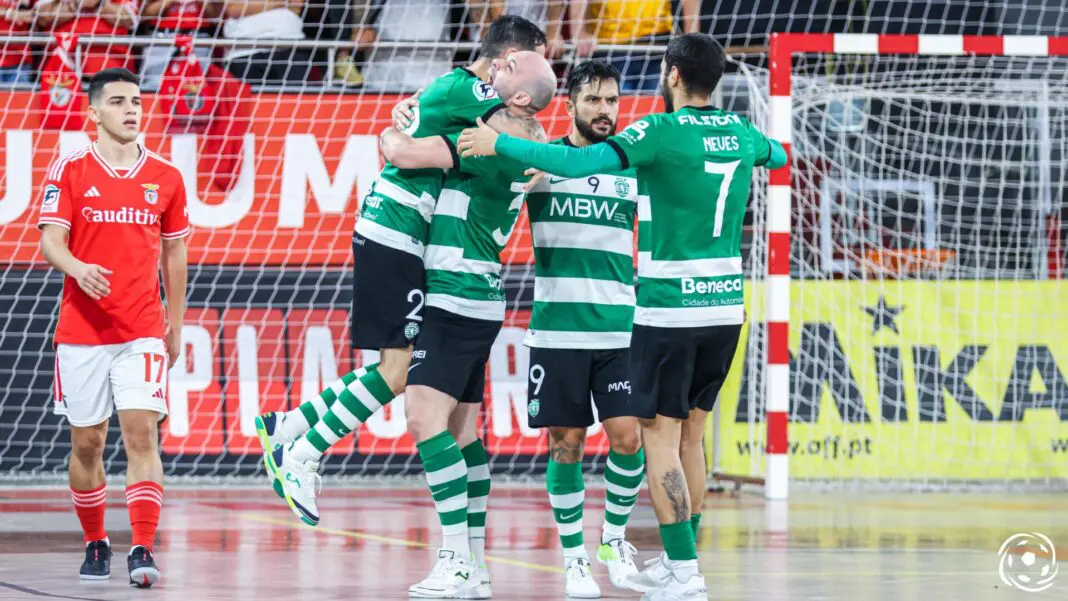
[565,60,621,101]
[87,68,140,104]
[479,15,547,59]
[664,33,726,97]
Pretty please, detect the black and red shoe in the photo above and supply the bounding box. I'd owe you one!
[127,546,160,588]
[80,539,111,580]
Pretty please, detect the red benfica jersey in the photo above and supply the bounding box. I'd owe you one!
[37,143,190,346]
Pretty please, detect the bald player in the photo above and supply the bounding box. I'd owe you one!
[379,51,556,599]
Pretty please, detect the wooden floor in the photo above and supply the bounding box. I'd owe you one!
[0,486,1064,600]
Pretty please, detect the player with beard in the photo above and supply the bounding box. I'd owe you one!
[521,61,643,599]
[458,34,788,601]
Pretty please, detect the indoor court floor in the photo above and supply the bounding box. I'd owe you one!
[0,486,1064,600]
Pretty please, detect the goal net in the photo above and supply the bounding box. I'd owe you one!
[0,3,737,483]
[711,34,1068,495]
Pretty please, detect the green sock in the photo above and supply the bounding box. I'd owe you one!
[547,459,586,559]
[660,521,697,561]
[301,367,393,457]
[602,448,644,543]
[690,513,701,540]
[419,431,470,556]
[462,440,491,566]
[294,364,377,431]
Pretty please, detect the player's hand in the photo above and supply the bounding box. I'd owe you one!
[458,118,499,158]
[546,30,565,60]
[165,325,181,369]
[392,89,421,131]
[574,30,596,58]
[72,262,112,300]
[523,169,545,192]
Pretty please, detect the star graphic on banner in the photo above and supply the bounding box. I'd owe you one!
[862,295,904,335]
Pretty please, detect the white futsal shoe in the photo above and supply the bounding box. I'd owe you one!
[626,552,671,592]
[564,557,601,598]
[641,564,707,601]
[275,442,321,526]
[409,549,476,598]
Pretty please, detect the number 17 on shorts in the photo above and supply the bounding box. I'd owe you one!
[54,337,170,427]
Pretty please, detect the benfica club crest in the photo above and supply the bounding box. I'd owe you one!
[142,184,160,205]
[182,80,206,112]
[44,73,76,108]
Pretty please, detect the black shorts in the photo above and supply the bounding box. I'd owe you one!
[406,307,501,403]
[630,324,743,419]
[350,234,425,350]
[526,347,637,428]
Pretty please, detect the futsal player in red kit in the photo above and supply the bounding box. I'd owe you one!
[37,68,189,588]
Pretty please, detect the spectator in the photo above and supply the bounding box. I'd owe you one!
[0,0,34,84]
[467,1,565,59]
[139,0,220,90]
[301,0,374,86]
[222,0,313,87]
[572,0,699,92]
[355,0,452,93]
[34,0,140,77]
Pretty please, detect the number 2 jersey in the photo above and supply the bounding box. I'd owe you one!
[36,144,190,345]
[524,138,637,349]
[605,106,774,328]
[355,68,502,257]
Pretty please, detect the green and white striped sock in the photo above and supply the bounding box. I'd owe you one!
[462,440,491,567]
[280,364,377,441]
[602,448,644,543]
[547,459,586,562]
[290,368,394,461]
[419,431,470,557]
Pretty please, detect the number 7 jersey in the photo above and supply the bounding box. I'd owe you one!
[605,106,775,328]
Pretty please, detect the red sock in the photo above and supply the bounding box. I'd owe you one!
[125,481,163,551]
[71,484,108,544]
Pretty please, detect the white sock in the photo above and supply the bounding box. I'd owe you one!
[444,532,471,560]
[563,546,588,567]
[278,410,310,442]
[601,524,626,544]
[470,536,486,567]
[288,437,322,463]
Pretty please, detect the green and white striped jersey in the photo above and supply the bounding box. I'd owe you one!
[355,68,501,257]
[524,138,638,349]
[423,135,528,321]
[606,106,773,328]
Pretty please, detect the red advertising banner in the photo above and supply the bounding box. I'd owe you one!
[0,92,661,267]
[160,308,613,458]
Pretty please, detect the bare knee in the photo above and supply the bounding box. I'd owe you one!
[405,385,451,442]
[71,426,106,466]
[378,347,412,396]
[548,427,585,463]
[681,411,708,453]
[603,417,642,455]
[122,423,158,458]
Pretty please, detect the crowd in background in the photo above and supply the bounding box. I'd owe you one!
[0,0,701,93]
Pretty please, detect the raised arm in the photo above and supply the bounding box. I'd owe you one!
[379,128,457,170]
[766,140,788,169]
[457,119,622,178]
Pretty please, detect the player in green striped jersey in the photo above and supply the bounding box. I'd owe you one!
[458,34,788,601]
[253,16,548,531]
[380,51,556,599]
[522,61,645,598]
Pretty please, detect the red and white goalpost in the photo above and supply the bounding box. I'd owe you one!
[749,33,1068,499]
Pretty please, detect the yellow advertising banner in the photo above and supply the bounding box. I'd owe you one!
[711,281,1068,480]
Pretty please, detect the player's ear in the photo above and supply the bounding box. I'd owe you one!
[512,91,532,110]
[564,98,576,118]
